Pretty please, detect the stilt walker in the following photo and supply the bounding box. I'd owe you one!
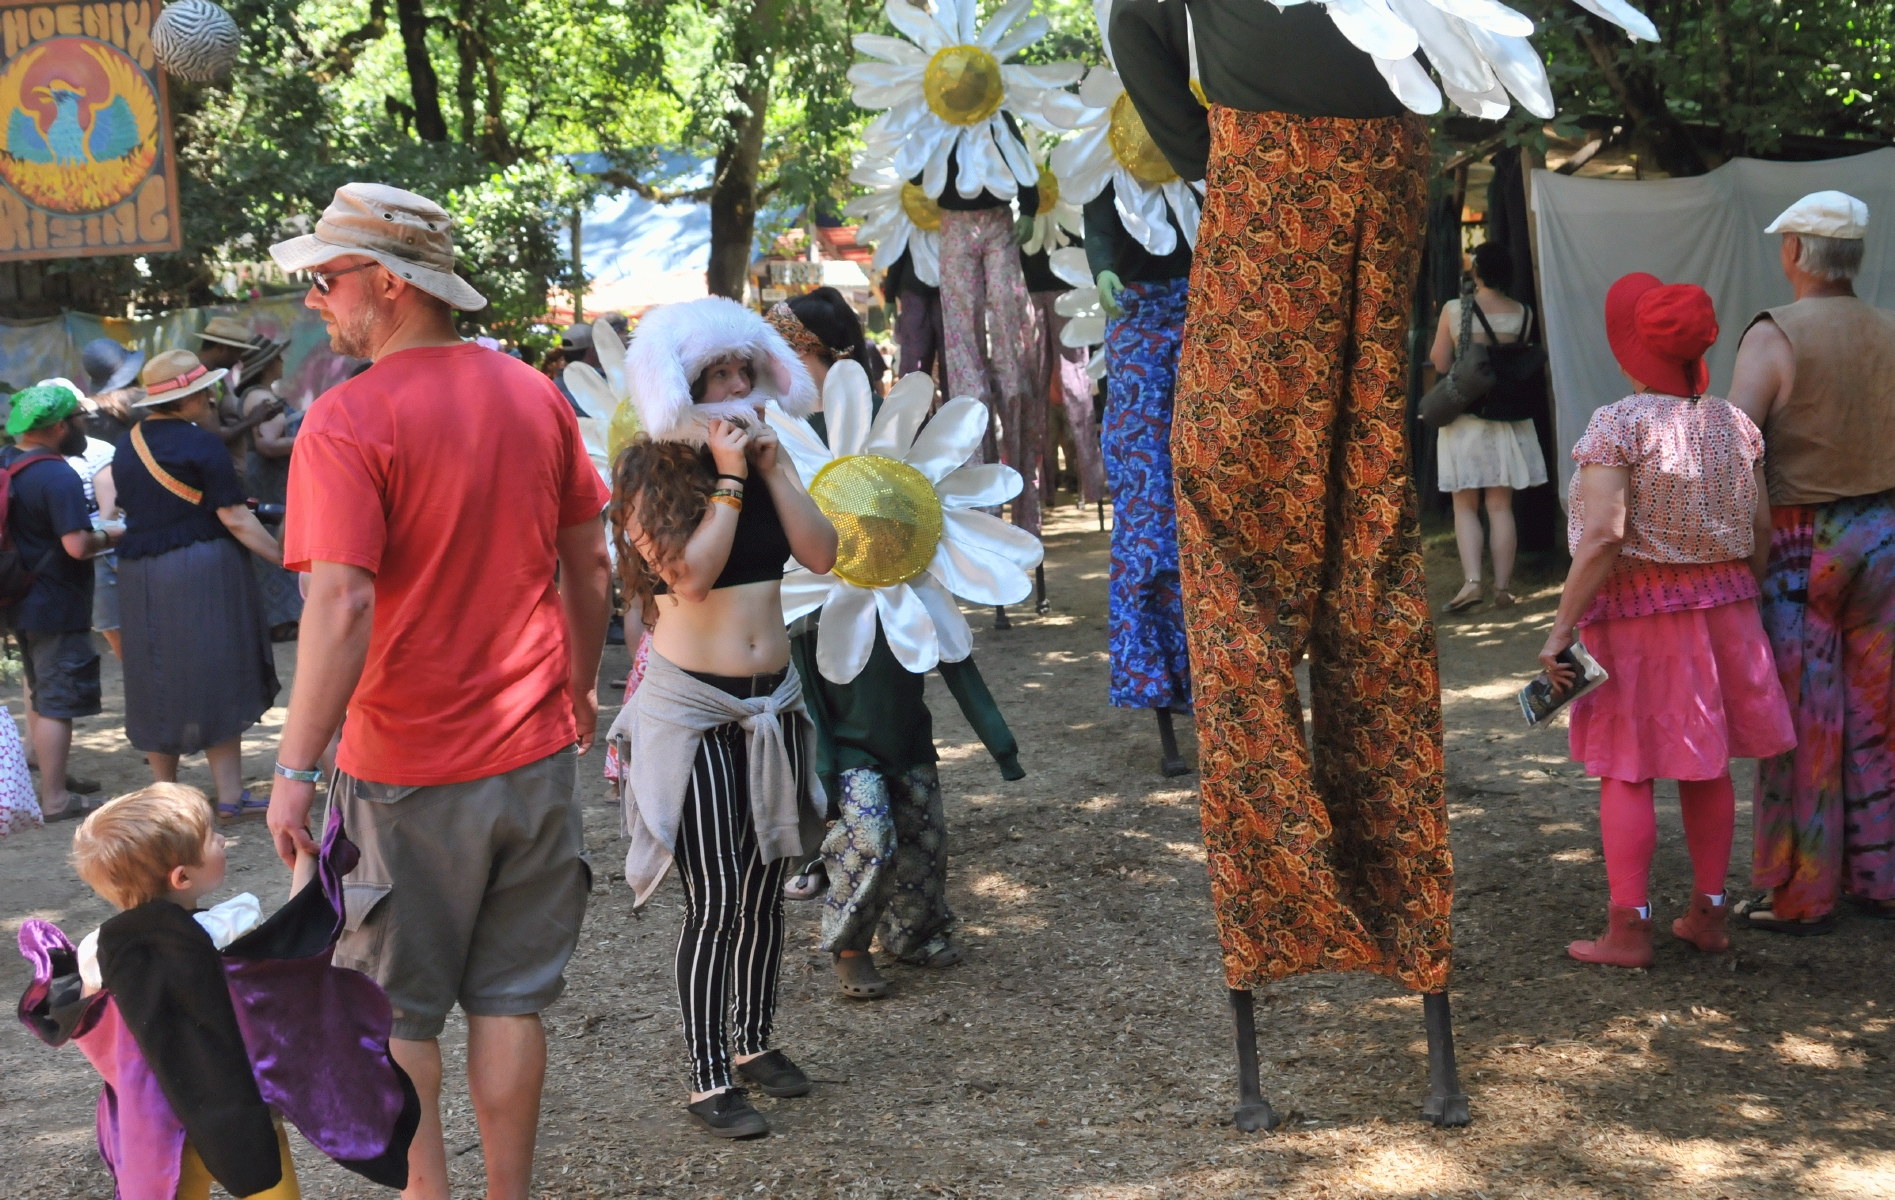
[849,0,1081,626]
[1020,126,1106,558]
[764,351,1042,999]
[1110,0,1660,1129]
[1046,2,1203,775]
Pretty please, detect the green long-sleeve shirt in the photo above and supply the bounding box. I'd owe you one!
[1110,0,1401,182]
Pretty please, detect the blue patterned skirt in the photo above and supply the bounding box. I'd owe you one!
[1103,278,1193,709]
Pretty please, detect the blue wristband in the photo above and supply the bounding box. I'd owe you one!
[274,762,322,783]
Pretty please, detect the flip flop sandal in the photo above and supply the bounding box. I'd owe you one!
[1442,586,1484,614]
[29,765,101,794]
[783,863,828,902]
[40,800,88,823]
[1742,906,1839,936]
[833,952,888,1000]
[217,789,270,822]
[1493,590,1518,609]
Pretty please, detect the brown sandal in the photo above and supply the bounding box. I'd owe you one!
[833,952,888,999]
[1442,582,1483,614]
[1493,590,1517,609]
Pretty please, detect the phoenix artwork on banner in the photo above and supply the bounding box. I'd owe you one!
[0,0,178,262]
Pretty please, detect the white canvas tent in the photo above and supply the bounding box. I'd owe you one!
[1530,148,1895,493]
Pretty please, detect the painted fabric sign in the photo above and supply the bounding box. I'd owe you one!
[0,0,177,260]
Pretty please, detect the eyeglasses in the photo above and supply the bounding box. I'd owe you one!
[309,262,380,294]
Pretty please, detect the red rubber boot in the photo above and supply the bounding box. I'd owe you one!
[1671,893,1731,953]
[1568,904,1655,968]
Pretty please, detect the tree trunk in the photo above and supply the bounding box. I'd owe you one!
[454,0,477,143]
[1577,16,1704,177]
[395,0,449,142]
[705,74,770,300]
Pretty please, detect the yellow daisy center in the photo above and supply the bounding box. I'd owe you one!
[924,44,1006,127]
[810,454,944,588]
[1108,92,1178,185]
[900,182,943,232]
[1035,166,1059,216]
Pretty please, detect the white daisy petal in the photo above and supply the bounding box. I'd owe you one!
[912,230,943,286]
[1088,353,1107,383]
[945,510,1044,570]
[865,371,937,458]
[852,32,927,64]
[884,0,951,53]
[1036,89,1094,132]
[976,0,1033,49]
[823,361,875,457]
[1061,315,1107,347]
[1444,78,1513,119]
[562,363,614,419]
[854,81,922,109]
[953,0,980,45]
[764,409,834,487]
[936,463,1022,509]
[910,574,974,662]
[1325,0,1422,59]
[1569,0,1659,41]
[989,12,1047,59]
[1466,25,1555,117]
[904,397,989,483]
[1423,0,1534,36]
[875,583,940,675]
[989,116,1037,187]
[781,569,838,623]
[1050,246,1093,290]
[1079,65,1125,108]
[1371,53,1443,116]
[928,534,1034,606]
[1390,0,1499,91]
[868,226,911,272]
[1003,62,1085,90]
[848,62,926,90]
[815,582,881,684]
[952,127,988,199]
[591,318,628,397]
[922,133,954,198]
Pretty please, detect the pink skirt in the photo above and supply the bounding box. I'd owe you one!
[1568,600,1794,782]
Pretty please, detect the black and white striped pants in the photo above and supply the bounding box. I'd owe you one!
[673,719,802,1094]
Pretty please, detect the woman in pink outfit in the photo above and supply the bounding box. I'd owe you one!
[1541,273,1795,968]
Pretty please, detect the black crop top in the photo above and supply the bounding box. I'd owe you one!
[714,470,792,588]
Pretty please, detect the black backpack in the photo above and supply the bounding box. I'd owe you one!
[0,449,65,609]
[1467,303,1549,424]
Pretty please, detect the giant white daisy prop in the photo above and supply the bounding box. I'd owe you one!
[1233,0,1659,119]
[768,362,1045,683]
[1045,0,1201,256]
[560,316,639,485]
[1050,247,1107,383]
[1020,125,1084,257]
[844,150,944,288]
[850,0,1083,201]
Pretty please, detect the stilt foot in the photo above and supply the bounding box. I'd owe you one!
[993,605,1012,631]
[1421,990,1471,1127]
[1034,565,1049,615]
[1234,1100,1280,1134]
[1156,708,1192,777]
[1421,1090,1471,1128]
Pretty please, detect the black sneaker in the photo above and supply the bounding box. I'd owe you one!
[686,1088,769,1139]
[734,1049,811,1098]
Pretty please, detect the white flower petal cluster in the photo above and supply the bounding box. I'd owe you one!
[1020,125,1084,257]
[843,151,943,287]
[1049,247,1108,384]
[850,0,1083,201]
[768,363,1045,684]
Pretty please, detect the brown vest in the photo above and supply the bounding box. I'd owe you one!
[1758,296,1895,506]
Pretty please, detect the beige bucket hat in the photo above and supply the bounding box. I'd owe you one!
[269,183,487,311]
[198,316,257,349]
[135,349,228,407]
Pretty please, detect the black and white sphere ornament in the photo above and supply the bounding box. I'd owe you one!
[151,0,242,83]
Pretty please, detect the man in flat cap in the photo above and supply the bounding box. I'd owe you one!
[1729,190,1895,933]
[265,182,610,1200]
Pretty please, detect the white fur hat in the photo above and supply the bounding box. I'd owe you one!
[625,296,817,443]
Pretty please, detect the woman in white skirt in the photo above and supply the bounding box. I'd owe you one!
[1429,241,1548,612]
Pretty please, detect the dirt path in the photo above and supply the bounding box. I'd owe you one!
[1,508,1889,1199]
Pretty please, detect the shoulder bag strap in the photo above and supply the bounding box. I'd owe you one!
[130,422,205,507]
[1456,290,1476,354]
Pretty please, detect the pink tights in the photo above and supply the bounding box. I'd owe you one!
[1598,775,1736,908]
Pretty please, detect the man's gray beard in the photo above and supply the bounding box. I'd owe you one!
[330,300,381,359]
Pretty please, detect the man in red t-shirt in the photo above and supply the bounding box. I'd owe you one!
[267,184,611,1200]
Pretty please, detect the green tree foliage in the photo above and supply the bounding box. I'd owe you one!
[1518,0,1895,176]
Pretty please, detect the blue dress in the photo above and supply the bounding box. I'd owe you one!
[1102,278,1193,709]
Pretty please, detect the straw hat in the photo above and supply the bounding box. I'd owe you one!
[135,349,229,408]
[269,183,487,311]
[198,316,257,350]
[1605,273,1718,399]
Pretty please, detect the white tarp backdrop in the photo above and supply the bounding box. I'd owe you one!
[1530,149,1895,494]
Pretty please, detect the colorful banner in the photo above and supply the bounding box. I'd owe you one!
[0,295,358,409]
[0,0,178,261]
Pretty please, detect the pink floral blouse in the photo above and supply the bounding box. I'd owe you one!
[1567,393,1764,565]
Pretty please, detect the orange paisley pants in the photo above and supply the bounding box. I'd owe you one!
[1174,108,1453,994]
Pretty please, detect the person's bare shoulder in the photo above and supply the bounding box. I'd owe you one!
[1728,316,1793,428]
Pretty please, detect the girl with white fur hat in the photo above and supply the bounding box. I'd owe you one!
[607,297,838,1139]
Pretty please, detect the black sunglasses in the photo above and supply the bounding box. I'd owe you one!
[310,262,381,294]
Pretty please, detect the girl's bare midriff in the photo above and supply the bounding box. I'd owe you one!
[649,578,792,676]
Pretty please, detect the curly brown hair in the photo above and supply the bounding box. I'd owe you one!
[609,434,714,613]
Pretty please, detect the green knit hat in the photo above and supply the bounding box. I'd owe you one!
[5,383,79,437]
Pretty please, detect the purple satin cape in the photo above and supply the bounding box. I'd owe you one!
[16,815,417,1199]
